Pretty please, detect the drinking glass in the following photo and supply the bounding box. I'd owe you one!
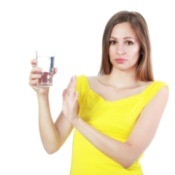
[36,51,55,87]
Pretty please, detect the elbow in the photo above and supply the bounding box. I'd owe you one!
[44,142,60,154]
[119,158,139,169]
[45,148,57,154]
[117,157,134,169]
[121,161,135,169]
[117,144,141,169]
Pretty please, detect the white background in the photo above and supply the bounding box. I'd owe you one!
[0,0,175,174]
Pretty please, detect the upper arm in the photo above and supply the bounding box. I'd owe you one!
[126,86,169,159]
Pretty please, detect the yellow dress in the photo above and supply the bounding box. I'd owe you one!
[70,75,167,175]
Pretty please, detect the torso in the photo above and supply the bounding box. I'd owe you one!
[87,75,153,102]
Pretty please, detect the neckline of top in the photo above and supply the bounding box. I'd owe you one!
[82,75,157,103]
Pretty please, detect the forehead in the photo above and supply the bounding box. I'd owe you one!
[110,22,138,39]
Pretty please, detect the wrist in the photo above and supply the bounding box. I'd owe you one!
[37,92,49,100]
[71,117,80,127]
[35,87,49,96]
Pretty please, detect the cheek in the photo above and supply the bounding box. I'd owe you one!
[108,48,112,59]
[109,46,113,54]
[109,46,116,57]
[129,47,140,61]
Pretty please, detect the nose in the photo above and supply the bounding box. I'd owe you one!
[116,43,126,55]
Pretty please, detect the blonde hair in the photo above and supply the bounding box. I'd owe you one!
[99,10,154,81]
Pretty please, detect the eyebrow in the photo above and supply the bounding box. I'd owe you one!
[110,36,136,40]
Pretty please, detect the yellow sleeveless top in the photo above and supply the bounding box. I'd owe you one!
[70,75,167,175]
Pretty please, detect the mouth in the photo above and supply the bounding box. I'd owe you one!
[114,58,126,63]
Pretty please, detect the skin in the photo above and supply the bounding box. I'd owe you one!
[29,22,169,168]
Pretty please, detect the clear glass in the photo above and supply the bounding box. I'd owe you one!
[36,51,55,87]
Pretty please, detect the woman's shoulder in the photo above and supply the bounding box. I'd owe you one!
[75,75,100,98]
[152,80,169,96]
[142,80,169,102]
[148,80,169,91]
[138,80,168,91]
[76,74,99,83]
[76,75,105,92]
[76,74,96,89]
[151,79,167,85]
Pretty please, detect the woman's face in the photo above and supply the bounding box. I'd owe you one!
[109,22,141,72]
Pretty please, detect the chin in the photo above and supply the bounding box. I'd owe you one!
[112,65,136,72]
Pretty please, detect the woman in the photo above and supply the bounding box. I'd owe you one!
[29,11,169,175]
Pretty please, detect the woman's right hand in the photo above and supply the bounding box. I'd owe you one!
[29,59,57,96]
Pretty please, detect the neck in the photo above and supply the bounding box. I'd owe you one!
[106,68,139,88]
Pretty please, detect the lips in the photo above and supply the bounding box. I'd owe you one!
[115,58,126,63]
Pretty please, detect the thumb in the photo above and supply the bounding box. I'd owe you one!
[73,92,79,103]
[53,67,57,75]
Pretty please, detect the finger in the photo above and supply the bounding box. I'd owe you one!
[73,92,79,103]
[75,91,78,100]
[30,73,42,80]
[72,76,77,88]
[29,79,38,86]
[67,77,73,89]
[53,67,58,75]
[30,67,42,74]
[69,76,76,94]
[62,88,67,98]
[63,88,71,99]
[66,78,73,97]
[31,59,37,67]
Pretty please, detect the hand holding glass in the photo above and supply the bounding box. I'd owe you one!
[36,51,55,87]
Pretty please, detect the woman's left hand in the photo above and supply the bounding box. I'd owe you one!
[62,76,79,125]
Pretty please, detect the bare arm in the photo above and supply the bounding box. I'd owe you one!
[70,86,169,168]
[29,59,73,154]
[37,95,73,154]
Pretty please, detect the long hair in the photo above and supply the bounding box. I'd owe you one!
[99,11,154,81]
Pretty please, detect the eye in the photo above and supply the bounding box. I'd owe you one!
[109,40,117,45]
[125,40,134,45]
